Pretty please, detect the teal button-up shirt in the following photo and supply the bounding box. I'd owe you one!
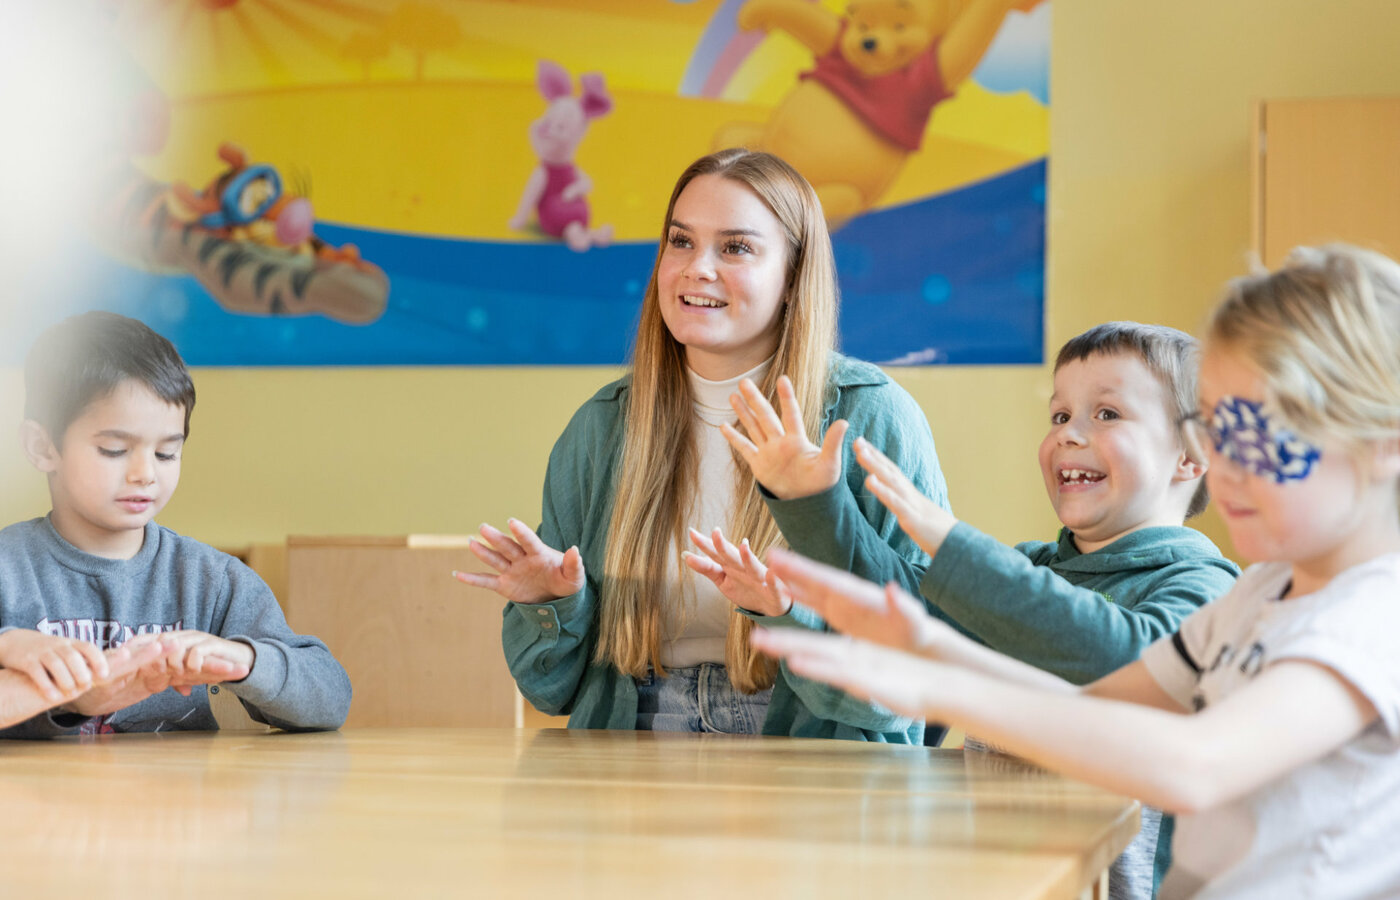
[501,355,948,743]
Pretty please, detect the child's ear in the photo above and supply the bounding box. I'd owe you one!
[1173,446,1208,485]
[19,420,60,473]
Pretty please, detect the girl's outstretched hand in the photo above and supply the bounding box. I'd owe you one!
[684,526,791,616]
[750,627,944,720]
[724,375,848,500]
[455,519,586,605]
[765,547,948,657]
[854,436,957,557]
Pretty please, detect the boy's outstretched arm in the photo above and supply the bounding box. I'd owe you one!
[853,437,958,558]
[753,626,1378,815]
[855,433,1237,683]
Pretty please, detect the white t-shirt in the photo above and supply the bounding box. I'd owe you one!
[1141,553,1400,900]
[657,360,771,668]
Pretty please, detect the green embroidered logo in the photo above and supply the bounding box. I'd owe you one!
[1099,592,1116,605]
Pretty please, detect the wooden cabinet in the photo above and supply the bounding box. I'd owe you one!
[286,535,529,728]
[1253,97,1400,266]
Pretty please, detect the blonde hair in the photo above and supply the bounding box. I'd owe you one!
[1206,244,1400,465]
[596,149,839,693]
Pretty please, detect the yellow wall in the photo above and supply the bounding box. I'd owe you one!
[4,0,1400,556]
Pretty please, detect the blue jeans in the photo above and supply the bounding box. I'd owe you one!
[635,663,772,734]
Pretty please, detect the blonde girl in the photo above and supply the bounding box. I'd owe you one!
[457,149,946,740]
[755,244,1400,896]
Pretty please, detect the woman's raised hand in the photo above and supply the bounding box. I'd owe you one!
[853,436,957,557]
[454,519,586,605]
[683,526,791,617]
[723,375,848,500]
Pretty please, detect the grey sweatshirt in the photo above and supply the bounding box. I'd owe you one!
[0,517,351,738]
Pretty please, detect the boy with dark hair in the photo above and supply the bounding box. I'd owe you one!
[0,312,350,737]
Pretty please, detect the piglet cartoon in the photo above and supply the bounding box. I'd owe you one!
[509,60,614,252]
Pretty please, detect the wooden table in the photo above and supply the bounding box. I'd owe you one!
[0,728,1137,899]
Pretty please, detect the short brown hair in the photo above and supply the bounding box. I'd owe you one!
[1056,322,1208,518]
[25,312,195,446]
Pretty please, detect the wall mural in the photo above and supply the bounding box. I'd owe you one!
[16,0,1049,366]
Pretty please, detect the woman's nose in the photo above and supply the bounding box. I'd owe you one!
[685,251,716,281]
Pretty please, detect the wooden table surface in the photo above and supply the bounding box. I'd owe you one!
[0,728,1137,899]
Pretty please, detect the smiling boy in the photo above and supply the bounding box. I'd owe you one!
[839,322,1241,900]
[0,312,350,738]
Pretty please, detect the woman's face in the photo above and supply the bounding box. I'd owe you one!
[656,174,791,381]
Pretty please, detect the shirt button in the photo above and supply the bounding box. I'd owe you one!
[542,622,554,630]
[537,609,549,616]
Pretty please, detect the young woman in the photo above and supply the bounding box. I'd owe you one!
[456,149,946,741]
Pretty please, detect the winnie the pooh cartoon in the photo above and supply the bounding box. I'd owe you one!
[716,0,1042,227]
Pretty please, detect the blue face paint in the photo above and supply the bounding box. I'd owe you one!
[1207,396,1321,483]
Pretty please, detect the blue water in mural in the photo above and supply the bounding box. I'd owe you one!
[67,159,1044,367]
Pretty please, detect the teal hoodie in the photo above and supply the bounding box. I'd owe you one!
[920,523,1239,684]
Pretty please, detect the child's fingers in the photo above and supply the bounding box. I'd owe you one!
[766,548,888,616]
[74,640,109,681]
[40,653,79,694]
[853,437,908,487]
[865,474,918,524]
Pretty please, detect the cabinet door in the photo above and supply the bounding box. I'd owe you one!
[1255,98,1400,267]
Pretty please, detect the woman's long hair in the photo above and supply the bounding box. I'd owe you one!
[596,149,839,692]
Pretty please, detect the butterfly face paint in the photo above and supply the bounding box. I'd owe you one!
[1207,396,1322,483]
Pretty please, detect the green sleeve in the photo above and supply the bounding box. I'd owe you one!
[501,399,614,716]
[920,523,1236,684]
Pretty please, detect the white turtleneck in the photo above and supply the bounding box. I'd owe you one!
[658,357,773,668]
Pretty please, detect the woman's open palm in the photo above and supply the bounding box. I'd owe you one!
[455,519,586,605]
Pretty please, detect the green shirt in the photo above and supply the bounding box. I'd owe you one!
[501,355,948,743]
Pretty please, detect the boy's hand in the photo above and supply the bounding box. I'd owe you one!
[0,629,109,703]
[854,436,957,557]
[765,547,948,657]
[60,636,251,716]
[455,519,586,605]
[155,631,257,695]
[684,526,792,617]
[724,375,848,500]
